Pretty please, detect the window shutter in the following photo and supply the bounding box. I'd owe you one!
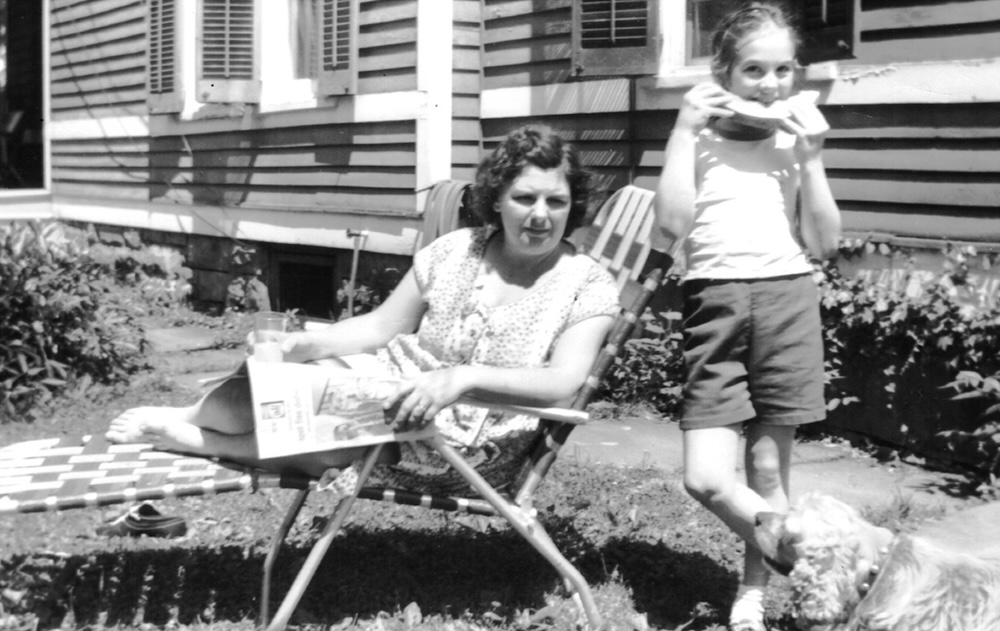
[198,0,260,103]
[799,0,856,65]
[148,0,183,113]
[317,0,357,95]
[572,0,660,77]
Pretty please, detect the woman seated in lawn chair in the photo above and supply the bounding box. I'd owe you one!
[107,124,621,495]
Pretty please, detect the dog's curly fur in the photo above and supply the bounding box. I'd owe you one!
[755,492,1000,631]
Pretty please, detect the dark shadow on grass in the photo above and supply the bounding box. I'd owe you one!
[7,514,738,629]
[577,537,739,628]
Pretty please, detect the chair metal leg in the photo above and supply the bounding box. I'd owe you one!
[428,436,603,629]
[263,444,385,631]
[260,488,310,628]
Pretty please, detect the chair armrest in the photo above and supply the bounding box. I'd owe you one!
[455,396,589,425]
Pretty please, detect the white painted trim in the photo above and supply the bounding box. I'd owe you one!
[51,199,423,255]
[481,79,631,119]
[41,0,52,192]
[641,59,1000,109]
[657,0,686,74]
[415,0,453,205]
[51,116,150,141]
[0,195,53,219]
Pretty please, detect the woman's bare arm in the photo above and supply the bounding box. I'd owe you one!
[280,269,426,362]
[390,313,615,425]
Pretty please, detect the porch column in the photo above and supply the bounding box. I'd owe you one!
[415,0,454,209]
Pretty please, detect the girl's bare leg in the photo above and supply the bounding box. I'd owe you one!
[683,423,784,629]
[742,423,794,585]
[682,424,773,544]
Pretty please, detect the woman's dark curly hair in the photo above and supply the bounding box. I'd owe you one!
[710,2,800,89]
[472,124,595,235]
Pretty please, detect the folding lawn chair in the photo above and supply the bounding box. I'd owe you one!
[0,182,673,631]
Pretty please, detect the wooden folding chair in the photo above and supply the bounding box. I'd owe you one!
[0,183,670,631]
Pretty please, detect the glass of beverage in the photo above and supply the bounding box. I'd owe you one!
[253,311,287,362]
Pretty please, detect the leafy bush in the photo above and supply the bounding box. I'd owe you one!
[86,231,193,316]
[0,221,147,417]
[600,309,685,418]
[337,266,404,320]
[818,240,1000,480]
[940,369,1000,496]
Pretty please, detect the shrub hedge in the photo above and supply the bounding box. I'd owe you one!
[0,221,148,418]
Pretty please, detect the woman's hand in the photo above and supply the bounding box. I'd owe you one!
[386,367,468,431]
[675,82,734,135]
[783,99,830,163]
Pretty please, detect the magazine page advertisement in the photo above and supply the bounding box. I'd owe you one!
[246,358,435,459]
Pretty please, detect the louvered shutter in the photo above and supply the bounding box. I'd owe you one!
[799,0,856,64]
[198,0,261,103]
[572,0,660,76]
[148,0,183,113]
[317,0,357,95]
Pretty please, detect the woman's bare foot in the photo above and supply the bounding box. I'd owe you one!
[106,407,209,454]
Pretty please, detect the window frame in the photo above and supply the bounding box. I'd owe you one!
[656,0,856,87]
[571,0,661,77]
[146,0,358,119]
[196,0,261,104]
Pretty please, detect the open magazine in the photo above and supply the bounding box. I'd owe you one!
[246,357,436,459]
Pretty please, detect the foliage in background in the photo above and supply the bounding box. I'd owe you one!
[599,308,685,419]
[86,228,193,313]
[336,266,404,320]
[942,369,1000,498]
[0,221,154,418]
[818,240,1000,482]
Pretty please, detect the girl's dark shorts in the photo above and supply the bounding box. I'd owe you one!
[679,273,826,431]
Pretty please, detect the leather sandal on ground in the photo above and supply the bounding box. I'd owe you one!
[96,502,188,538]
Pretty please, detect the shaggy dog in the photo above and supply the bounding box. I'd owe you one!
[754,492,1000,630]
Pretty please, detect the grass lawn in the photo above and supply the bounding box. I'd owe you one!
[0,315,949,631]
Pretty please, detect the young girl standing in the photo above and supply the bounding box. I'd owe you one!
[654,4,841,630]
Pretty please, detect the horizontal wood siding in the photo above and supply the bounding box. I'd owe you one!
[358,0,418,93]
[53,119,419,213]
[482,0,573,90]
[50,0,146,119]
[50,0,148,204]
[50,0,421,217]
[483,114,636,204]
[857,0,1000,63]
[453,0,483,181]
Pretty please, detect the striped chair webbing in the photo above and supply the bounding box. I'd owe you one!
[0,434,280,515]
[578,185,658,289]
[356,486,498,517]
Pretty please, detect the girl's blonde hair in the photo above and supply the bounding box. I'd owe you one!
[710,2,800,88]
